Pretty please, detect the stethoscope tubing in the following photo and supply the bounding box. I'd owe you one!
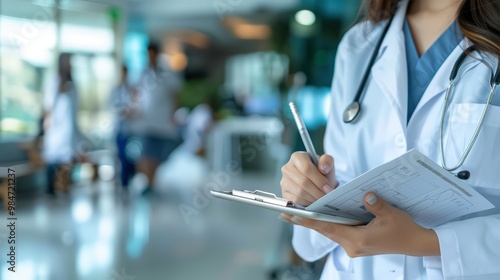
[342,16,500,176]
[343,16,394,123]
[440,57,500,172]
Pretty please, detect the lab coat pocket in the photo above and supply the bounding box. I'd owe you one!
[445,103,500,189]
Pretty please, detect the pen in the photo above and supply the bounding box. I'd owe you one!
[289,101,319,167]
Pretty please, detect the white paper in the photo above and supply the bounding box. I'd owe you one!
[306,150,495,228]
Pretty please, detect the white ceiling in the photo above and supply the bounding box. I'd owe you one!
[128,0,298,17]
[5,0,297,14]
[4,0,298,26]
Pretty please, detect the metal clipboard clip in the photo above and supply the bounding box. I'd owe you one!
[232,189,304,209]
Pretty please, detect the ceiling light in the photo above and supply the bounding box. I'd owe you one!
[295,10,316,26]
[233,24,271,40]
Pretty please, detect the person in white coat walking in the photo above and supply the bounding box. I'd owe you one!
[43,53,84,194]
[280,0,500,279]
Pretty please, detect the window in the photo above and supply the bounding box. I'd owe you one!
[0,2,119,144]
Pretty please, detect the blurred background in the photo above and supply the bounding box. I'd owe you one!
[0,0,361,279]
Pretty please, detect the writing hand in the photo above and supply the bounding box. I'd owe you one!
[280,152,338,206]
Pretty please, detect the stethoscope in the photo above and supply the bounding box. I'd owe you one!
[342,17,500,180]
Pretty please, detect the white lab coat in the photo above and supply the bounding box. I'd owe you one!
[292,1,500,279]
[43,78,82,164]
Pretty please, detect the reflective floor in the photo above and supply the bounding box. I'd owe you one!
[1,150,301,280]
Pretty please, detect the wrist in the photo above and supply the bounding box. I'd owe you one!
[425,229,441,256]
[410,228,441,256]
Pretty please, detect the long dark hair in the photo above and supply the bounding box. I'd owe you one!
[360,0,500,58]
[58,52,73,93]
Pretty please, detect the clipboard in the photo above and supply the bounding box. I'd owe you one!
[210,189,366,225]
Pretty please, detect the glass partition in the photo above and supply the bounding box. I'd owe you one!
[0,4,117,144]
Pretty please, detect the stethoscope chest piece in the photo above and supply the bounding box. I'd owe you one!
[457,170,471,180]
[343,101,361,123]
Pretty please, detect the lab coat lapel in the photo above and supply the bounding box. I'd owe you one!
[370,0,409,131]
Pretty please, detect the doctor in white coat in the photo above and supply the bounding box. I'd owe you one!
[43,53,84,194]
[280,0,500,279]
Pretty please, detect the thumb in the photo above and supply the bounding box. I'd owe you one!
[363,193,394,217]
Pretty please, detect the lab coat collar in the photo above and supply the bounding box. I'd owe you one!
[379,0,410,50]
[370,0,410,131]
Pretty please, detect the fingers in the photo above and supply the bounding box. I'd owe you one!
[280,215,353,242]
[319,154,339,189]
[290,152,333,190]
[281,165,325,204]
[278,213,292,223]
[318,154,334,175]
[280,152,336,206]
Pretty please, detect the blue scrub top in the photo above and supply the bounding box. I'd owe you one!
[403,19,463,121]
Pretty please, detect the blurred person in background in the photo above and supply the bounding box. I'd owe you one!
[134,42,182,195]
[43,53,84,195]
[109,65,136,191]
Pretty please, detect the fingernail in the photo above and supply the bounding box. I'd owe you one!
[278,214,290,223]
[321,164,331,173]
[367,194,377,205]
[290,216,302,225]
[322,184,334,193]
